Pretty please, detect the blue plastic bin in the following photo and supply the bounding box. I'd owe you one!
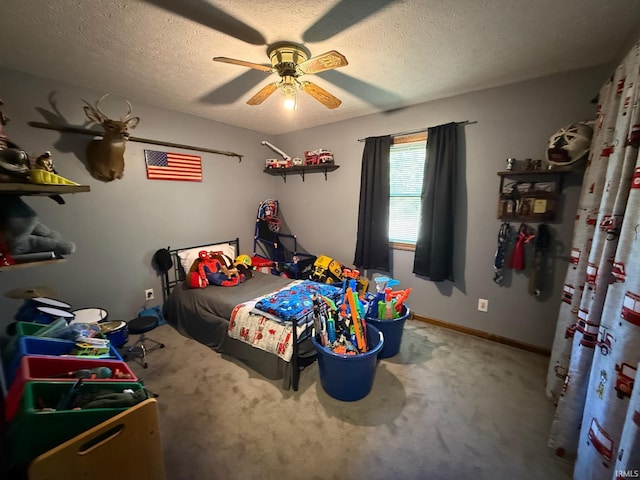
[312,324,384,402]
[365,305,410,359]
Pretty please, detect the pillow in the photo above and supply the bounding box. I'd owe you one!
[177,243,236,274]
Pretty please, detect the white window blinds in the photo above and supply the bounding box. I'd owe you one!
[388,140,426,244]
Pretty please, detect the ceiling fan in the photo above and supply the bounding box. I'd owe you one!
[143,0,401,109]
[213,43,348,109]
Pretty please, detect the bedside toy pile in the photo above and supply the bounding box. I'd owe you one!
[187,250,253,288]
[313,271,411,356]
[310,255,369,294]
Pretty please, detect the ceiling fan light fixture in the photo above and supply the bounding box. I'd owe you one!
[283,95,297,111]
[279,76,297,97]
[279,76,298,110]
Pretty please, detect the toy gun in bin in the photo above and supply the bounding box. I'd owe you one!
[367,276,399,318]
[391,288,412,314]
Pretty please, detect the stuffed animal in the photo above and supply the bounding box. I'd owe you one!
[0,196,76,258]
[234,262,253,280]
[188,250,245,288]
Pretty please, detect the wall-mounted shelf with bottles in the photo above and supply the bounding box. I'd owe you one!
[263,164,339,183]
[496,169,569,222]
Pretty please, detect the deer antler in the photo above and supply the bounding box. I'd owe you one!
[94,93,110,120]
[121,100,133,121]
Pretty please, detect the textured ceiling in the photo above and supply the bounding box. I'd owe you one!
[1,0,639,135]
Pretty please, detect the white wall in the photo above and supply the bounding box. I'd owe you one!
[0,64,609,350]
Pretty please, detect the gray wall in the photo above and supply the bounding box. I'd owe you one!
[0,64,608,349]
[0,67,280,326]
[271,66,609,349]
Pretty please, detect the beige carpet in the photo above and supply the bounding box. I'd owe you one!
[125,319,573,480]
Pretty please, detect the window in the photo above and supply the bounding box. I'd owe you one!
[388,134,427,248]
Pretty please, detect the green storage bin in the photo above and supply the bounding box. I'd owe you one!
[7,380,148,468]
[15,322,47,337]
[2,322,48,364]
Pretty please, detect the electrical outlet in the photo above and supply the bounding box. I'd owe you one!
[145,288,154,301]
[478,298,488,312]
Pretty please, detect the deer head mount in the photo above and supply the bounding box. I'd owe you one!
[83,94,139,182]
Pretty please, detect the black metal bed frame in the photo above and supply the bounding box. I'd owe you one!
[160,237,313,391]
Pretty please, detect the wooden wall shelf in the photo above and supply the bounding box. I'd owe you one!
[0,183,90,195]
[263,164,339,182]
[0,183,89,271]
[0,258,66,271]
[496,170,567,223]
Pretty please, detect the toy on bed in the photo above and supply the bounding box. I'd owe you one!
[234,254,254,279]
[188,250,246,288]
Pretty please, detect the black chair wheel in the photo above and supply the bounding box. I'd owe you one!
[143,363,148,369]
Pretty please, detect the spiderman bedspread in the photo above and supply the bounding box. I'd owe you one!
[252,280,342,324]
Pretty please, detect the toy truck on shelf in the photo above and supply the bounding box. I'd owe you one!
[262,141,295,169]
[304,149,334,165]
[265,158,292,169]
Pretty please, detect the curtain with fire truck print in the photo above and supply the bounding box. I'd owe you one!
[545,39,640,479]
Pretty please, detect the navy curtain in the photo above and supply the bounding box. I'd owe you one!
[413,122,458,281]
[354,135,392,271]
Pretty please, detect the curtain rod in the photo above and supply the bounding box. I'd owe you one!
[357,120,477,142]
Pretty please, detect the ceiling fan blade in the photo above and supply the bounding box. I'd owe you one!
[300,82,342,109]
[297,51,348,75]
[318,70,403,109]
[142,0,265,45]
[302,0,399,43]
[213,57,272,72]
[247,83,279,105]
[199,70,267,105]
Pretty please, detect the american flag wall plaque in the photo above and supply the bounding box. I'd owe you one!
[144,150,202,182]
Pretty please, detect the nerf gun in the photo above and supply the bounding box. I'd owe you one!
[312,295,326,346]
[367,276,400,318]
[346,287,367,352]
[391,288,412,314]
[375,276,400,292]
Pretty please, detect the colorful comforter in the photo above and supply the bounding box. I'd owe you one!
[252,280,342,323]
[228,280,342,361]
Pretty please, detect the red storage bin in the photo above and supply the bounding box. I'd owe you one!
[4,336,123,388]
[5,356,137,422]
[251,255,274,274]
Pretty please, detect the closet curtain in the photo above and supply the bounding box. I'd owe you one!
[354,135,391,271]
[412,122,458,282]
[545,39,640,478]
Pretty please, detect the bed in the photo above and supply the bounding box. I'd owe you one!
[161,238,339,390]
